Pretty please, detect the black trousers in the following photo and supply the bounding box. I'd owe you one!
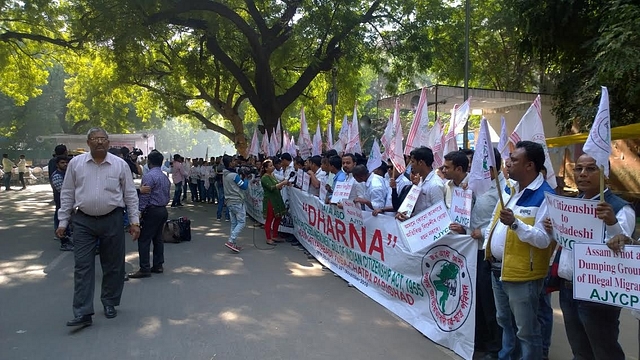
[72,208,125,317]
[475,250,502,353]
[137,206,168,272]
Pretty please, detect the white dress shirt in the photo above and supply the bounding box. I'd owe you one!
[413,169,446,215]
[363,173,388,210]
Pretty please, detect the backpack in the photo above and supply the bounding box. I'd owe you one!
[162,217,191,243]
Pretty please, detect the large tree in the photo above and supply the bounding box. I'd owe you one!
[65,0,433,153]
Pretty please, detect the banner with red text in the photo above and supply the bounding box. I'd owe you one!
[288,188,477,359]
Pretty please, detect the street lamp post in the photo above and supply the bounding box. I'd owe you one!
[463,0,470,149]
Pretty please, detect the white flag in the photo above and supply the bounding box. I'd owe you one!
[496,116,509,160]
[248,127,259,157]
[298,107,313,159]
[443,105,459,155]
[468,118,497,195]
[282,131,290,155]
[268,131,277,157]
[261,131,269,156]
[583,86,611,177]
[275,119,282,152]
[428,117,445,168]
[346,103,362,154]
[326,122,334,151]
[335,115,349,153]
[405,87,429,155]
[508,95,557,188]
[367,138,383,173]
[453,97,472,135]
[389,99,406,173]
[380,115,393,159]
[288,135,297,156]
[312,122,322,156]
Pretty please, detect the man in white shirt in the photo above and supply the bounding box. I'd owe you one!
[442,150,471,234]
[352,165,387,211]
[306,155,326,197]
[182,157,191,201]
[396,146,445,220]
[483,141,555,360]
[17,154,27,190]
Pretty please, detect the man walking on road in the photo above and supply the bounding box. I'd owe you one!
[171,154,187,207]
[56,127,140,327]
[51,156,73,251]
[222,155,248,252]
[17,154,27,190]
[2,154,15,191]
[129,150,170,279]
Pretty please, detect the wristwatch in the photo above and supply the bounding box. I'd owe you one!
[509,220,519,231]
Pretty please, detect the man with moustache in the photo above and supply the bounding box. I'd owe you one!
[56,128,140,327]
[548,153,635,360]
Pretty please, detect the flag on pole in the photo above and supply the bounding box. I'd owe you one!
[367,138,383,173]
[282,131,290,155]
[298,107,312,158]
[312,122,322,156]
[389,99,406,173]
[405,87,429,155]
[268,131,277,156]
[468,118,497,195]
[326,122,334,151]
[275,119,282,152]
[453,97,472,135]
[443,105,459,155]
[335,115,349,153]
[249,128,259,157]
[289,136,297,156]
[508,95,557,188]
[205,146,209,160]
[380,115,394,159]
[427,117,445,168]
[583,86,611,177]
[261,131,269,156]
[497,116,509,161]
[346,102,362,154]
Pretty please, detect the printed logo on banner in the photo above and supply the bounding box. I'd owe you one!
[422,245,473,332]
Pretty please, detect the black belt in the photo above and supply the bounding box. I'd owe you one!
[76,207,122,219]
[562,280,573,289]
[146,205,165,208]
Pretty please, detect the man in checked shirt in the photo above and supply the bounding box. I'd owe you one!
[129,150,171,279]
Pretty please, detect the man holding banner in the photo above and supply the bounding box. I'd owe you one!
[396,146,445,221]
[441,150,472,234]
[484,141,555,360]
[550,153,635,360]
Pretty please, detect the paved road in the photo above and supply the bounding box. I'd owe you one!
[0,184,638,360]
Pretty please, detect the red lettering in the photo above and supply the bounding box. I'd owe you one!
[349,223,367,252]
[369,229,385,261]
[335,219,347,246]
[326,215,335,239]
[308,205,316,226]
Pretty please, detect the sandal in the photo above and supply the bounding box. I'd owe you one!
[266,240,277,246]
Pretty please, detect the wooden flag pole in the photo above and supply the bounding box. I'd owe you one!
[599,165,605,201]
[492,167,505,208]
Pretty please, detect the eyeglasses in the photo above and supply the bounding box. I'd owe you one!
[89,137,108,143]
[573,166,599,174]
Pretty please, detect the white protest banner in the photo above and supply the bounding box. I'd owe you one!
[545,193,604,250]
[295,169,304,188]
[319,179,328,201]
[244,178,295,234]
[302,172,310,192]
[450,188,472,228]
[573,243,640,310]
[330,178,354,204]
[399,201,452,253]
[289,189,476,359]
[342,200,364,228]
[397,185,421,217]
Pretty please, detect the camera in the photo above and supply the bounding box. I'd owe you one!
[237,165,258,177]
[131,148,143,157]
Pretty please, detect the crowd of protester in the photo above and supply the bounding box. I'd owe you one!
[37,127,639,359]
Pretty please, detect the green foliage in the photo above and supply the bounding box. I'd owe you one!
[514,0,640,131]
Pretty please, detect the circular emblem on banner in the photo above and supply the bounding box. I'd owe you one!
[421,245,473,332]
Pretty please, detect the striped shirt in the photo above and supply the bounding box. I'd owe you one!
[58,152,140,228]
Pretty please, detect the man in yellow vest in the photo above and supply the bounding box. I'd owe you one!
[484,141,555,360]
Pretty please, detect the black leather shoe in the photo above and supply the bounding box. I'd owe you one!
[128,270,151,279]
[104,305,117,319]
[67,315,92,327]
[150,266,163,274]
